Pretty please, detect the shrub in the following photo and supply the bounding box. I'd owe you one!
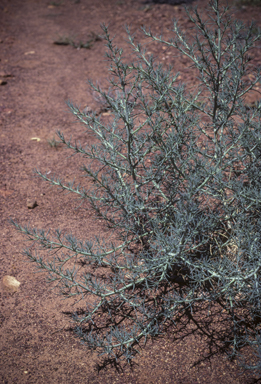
[12,0,261,370]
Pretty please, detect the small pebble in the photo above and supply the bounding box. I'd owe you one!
[2,275,21,293]
[0,71,13,77]
[27,199,38,209]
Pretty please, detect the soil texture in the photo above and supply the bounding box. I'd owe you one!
[1,0,261,383]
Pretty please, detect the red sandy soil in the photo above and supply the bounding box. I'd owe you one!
[1,0,261,383]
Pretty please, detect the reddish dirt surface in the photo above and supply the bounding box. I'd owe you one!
[1,0,261,383]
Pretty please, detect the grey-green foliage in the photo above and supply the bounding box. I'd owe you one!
[12,0,261,369]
